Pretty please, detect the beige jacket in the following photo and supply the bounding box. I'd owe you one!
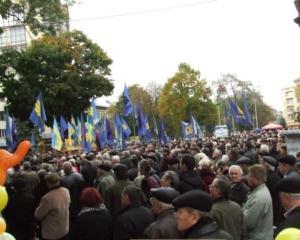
[35,186,70,240]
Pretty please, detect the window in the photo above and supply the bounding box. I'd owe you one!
[286,98,294,105]
[285,91,293,98]
[287,106,294,114]
[10,26,26,46]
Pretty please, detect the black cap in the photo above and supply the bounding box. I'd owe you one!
[151,187,179,204]
[236,156,253,165]
[278,155,296,166]
[262,156,277,167]
[275,175,300,193]
[172,190,212,212]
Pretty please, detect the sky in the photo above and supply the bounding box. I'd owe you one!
[69,0,300,111]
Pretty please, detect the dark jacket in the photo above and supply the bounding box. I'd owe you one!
[274,206,300,238]
[2,190,36,240]
[266,171,284,226]
[211,198,243,240]
[61,172,85,219]
[81,163,98,187]
[114,203,154,240]
[184,217,233,239]
[104,179,133,222]
[230,181,249,206]
[144,208,182,239]
[75,204,112,240]
[179,170,203,193]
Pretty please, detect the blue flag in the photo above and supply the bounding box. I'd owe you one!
[229,99,247,125]
[29,92,47,132]
[89,99,100,125]
[152,114,158,136]
[190,115,202,139]
[224,103,231,129]
[120,116,131,139]
[242,93,253,126]
[137,105,147,137]
[181,121,194,140]
[158,120,168,145]
[105,116,114,145]
[5,110,13,151]
[123,84,134,117]
[114,113,123,149]
[60,116,68,139]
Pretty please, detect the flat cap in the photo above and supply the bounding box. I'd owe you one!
[237,156,253,165]
[172,190,212,212]
[262,156,277,167]
[275,175,300,193]
[278,155,296,166]
[151,187,179,204]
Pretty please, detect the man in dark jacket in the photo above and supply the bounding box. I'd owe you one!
[114,185,154,240]
[228,165,249,206]
[3,178,36,240]
[274,175,300,238]
[179,154,203,193]
[172,189,233,239]
[144,187,182,239]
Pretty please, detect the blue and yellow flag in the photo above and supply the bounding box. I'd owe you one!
[29,92,47,132]
[123,84,134,117]
[158,120,168,145]
[60,116,68,139]
[229,99,247,125]
[51,116,63,151]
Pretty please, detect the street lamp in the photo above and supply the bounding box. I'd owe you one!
[295,0,300,26]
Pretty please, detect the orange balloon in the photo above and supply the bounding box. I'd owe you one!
[0,217,6,234]
[0,140,31,185]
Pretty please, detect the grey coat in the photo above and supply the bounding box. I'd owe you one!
[242,184,273,240]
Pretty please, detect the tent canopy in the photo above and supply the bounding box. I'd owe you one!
[262,123,283,130]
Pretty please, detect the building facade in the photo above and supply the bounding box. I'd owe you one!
[282,79,300,128]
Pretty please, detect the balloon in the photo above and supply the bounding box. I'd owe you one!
[0,186,8,211]
[0,232,15,240]
[0,140,31,185]
[0,218,6,234]
[276,228,300,240]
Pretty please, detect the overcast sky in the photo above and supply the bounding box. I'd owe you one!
[69,0,300,111]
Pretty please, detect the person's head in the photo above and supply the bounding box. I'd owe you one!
[63,161,73,175]
[228,165,243,183]
[149,187,179,216]
[172,190,212,232]
[247,164,267,190]
[23,161,32,171]
[160,170,179,189]
[113,164,128,180]
[276,176,300,211]
[259,144,269,156]
[209,177,231,200]
[80,187,102,208]
[212,149,222,161]
[138,159,152,176]
[45,173,61,189]
[259,155,277,172]
[121,185,144,208]
[278,155,296,176]
[180,154,196,172]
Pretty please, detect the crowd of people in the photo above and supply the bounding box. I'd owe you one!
[2,130,300,240]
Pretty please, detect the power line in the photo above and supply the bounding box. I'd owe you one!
[69,0,218,23]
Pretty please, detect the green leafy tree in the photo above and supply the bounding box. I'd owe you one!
[0,0,75,35]
[158,63,217,137]
[0,30,114,125]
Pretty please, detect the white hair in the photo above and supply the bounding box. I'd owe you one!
[229,165,243,175]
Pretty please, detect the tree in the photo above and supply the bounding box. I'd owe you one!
[0,30,114,125]
[0,0,75,35]
[158,63,217,137]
